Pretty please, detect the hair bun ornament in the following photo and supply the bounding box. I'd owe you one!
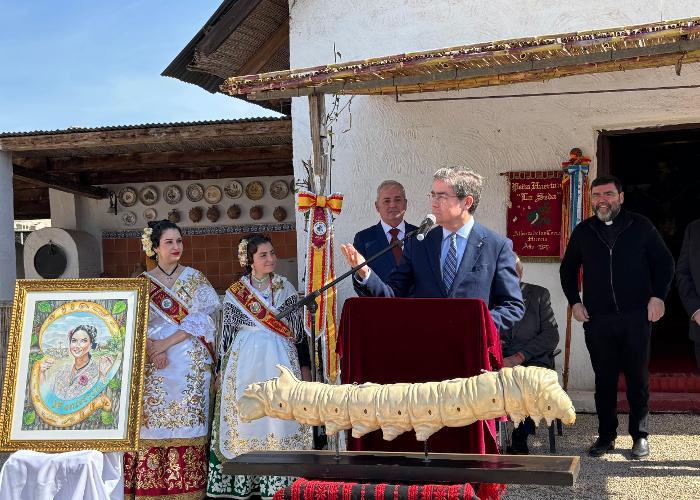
[141,227,155,257]
[238,238,249,267]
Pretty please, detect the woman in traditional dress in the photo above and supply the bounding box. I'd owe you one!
[124,219,220,499]
[207,234,313,499]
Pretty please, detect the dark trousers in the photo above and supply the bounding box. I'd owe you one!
[584,310,651,442]
[695,340,700,374]
[512,360,552,440]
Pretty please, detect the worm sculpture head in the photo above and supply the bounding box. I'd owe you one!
[238,365,298,422]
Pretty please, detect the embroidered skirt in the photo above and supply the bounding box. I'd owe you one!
[124,438,208,499]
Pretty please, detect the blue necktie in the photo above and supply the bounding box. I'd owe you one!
[443,233,458,292]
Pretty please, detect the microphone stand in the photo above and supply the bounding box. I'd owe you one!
[275,228,423,450]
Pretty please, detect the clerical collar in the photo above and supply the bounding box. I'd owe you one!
[605,220,614,226]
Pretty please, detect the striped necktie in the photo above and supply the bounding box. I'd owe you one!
[443,232,458,292]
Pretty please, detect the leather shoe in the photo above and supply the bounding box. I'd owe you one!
[631,438,649,459]
[588,438,615,457]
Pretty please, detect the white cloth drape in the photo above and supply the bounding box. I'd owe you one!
[0,450,123,500]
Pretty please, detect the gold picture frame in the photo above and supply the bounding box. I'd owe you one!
[0,278,149,452]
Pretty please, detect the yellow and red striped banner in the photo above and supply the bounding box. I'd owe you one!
[297,190,343,381]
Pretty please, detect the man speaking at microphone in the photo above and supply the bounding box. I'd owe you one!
[341,166,525,332]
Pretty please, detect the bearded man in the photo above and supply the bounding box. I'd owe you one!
[560,175,674,460]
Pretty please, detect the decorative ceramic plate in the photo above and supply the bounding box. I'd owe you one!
[186,183,204,202]
[270,179,290,200]
[204,185,222,204]
[143,207,157,222]
[245,181,265,200]
[224,180,243,199]
[164,185,182,205]
[121,210,137,226]
[117,187,137,207]
[139,185,159,206]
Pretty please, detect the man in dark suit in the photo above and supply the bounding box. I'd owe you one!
[501,255,560,453]
[341,166,525,333]
[353,180,418,283]
[677,218,700,373]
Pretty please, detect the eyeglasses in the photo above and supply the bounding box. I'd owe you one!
[427,192,460,203]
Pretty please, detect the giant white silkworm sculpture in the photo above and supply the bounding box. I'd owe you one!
[238,365,576,442]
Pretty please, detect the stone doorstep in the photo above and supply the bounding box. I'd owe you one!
[617,391,700,413]
[567,389,700,414]
[618,373,700,393]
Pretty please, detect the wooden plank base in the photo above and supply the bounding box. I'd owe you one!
[223,450,580,486]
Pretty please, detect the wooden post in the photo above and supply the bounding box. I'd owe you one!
[308,94,329,195]
[562,305,573,391]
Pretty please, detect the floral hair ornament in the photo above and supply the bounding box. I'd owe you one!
[238,238,249,267]
[141,227,155,257]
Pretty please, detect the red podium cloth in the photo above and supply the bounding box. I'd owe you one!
[338,298,503,455]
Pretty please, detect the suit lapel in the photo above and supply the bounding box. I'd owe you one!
[372,222,394,269]
[425,227,445,294]
[452,222,486,293]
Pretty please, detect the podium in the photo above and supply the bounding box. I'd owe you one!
[338,297,503,455]
[223,298,581,497]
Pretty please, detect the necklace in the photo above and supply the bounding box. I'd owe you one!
[251,274,270,286]
[158,263,179,277]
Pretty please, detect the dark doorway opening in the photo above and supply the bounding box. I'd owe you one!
[598,124,700,374]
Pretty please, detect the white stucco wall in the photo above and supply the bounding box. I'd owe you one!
[289,1,700,390]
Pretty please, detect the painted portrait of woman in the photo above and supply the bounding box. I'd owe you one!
[39,325,114,401]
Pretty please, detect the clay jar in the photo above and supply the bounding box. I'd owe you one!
[273,206,287,221]
[168,209,180,223]
[227,204,241,220]
[189,206,203,223]
[249,205,263,220]
[206,205,220,222]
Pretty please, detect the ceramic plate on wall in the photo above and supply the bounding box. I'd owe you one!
[121,210,137,226]
[186,183,204,202]
[139,185,159,206]
[164,185,182,205]
[204,185,222,204]
[270,179,290,200]
[143,208,157,222]
[117,187,137,207]
[245,181,265,200]
[224,180,243,199]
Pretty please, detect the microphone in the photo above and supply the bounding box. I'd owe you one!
[415,214,436,241]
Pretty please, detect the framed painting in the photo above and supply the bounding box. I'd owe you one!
[0,278,149,452]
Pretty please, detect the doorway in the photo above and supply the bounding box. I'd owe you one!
[598,124,700,373]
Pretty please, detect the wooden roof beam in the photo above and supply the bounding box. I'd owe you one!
[0,119,291,152]
[240,38,700,101]
[13,164,108,199]
[43,144,293,173]
[80,162,292,184]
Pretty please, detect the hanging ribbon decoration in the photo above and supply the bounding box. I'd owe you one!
[297,190,344,381]
[560,148,591,390]
[560,148,591,256]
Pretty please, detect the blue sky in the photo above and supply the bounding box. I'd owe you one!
[0,0,278,133]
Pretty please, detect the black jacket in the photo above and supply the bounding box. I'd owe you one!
[560,210,674,316]
[500,282,559,367]
[676,218,700,341]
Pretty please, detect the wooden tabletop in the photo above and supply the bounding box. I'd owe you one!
[223,450,580,486]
